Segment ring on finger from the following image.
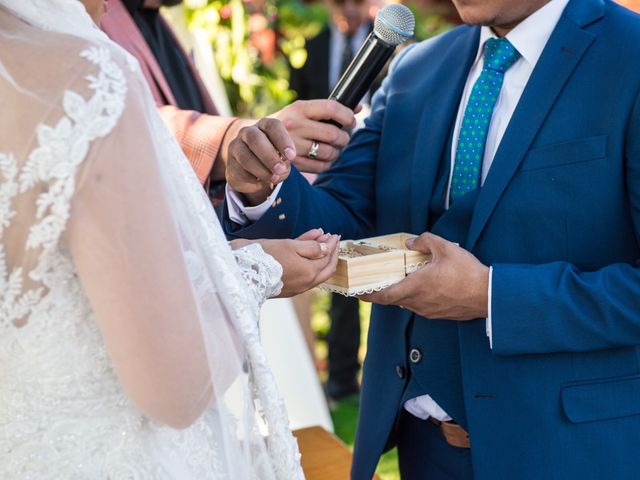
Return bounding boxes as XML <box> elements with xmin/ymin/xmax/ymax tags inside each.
<box><xmin>308</xmin><ymin>140</ymin><xmax>320</xmax><ymax>159</ymax></box>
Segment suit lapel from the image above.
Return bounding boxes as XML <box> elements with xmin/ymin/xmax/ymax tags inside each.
<box><xmin>410</xmin><ymin>27</ymin><xmax>480</xmax><ymax>233</ymax></box>
<box><xmin>466</xmin><ymin>0</ymin><xmax>604</xmax><ymax>250</ymax></box>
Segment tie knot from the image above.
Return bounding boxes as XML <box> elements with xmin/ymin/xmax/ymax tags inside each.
<box><xmin>483</xmin><ymin>38</ymin><xmax>520</xmax><ymax>73</ymax></box>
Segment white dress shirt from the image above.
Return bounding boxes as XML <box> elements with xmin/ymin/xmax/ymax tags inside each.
<box><xmin>405</xmin><ymin>0</ymin><xmax>570</xmax><ymax>422</ymax></box>
<box><xmin>227</xmin><ymin>0</ymin><xmax>570</xmax><ymax>422</ymax></box>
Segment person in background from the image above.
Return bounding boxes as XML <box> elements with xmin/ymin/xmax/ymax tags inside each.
<box><xmin>290</xmin><ymin>0</ymin><xmax>373</xmax><ymax>103</ymax></box>
<box><xmin>101</xmin><ymin>0</ymin><xmax>356</xmax><ymax>200</ymax></box>
<box><xmin>288</xmin><ymin>0</ymin><xmax>375</xmax><ymax>402</ymax></box>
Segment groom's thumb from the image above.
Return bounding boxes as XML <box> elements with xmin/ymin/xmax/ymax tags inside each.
<box><xmin>407</xmin><ymin>232</ymin><xmax>446</xmax><ymax>257</ymax></box>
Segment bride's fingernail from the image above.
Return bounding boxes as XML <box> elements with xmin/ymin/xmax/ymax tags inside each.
<box><xmin>319</xmin><ymin>243</ymin><xmax>328</xmax><ymax>252</ymax></box>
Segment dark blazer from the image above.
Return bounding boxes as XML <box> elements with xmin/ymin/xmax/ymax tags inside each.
<box><xmin>227</xmin><ymin>1</ymin><xmax>640</xmax><ymax>478</ymax></box>
<box><xmin>290</xmin><ymin>24</ymin><xmax>381</xmax><ymax>101</ymax></box>
<box><xmin>290</xmin><ymin>27</ymin><xmax>332</xmax><ymax>100</ymax></box>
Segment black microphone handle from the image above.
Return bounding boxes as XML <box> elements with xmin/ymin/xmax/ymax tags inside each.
<box><xmin>329</xmin><ymin>32</ymin><xmax>395</xmax><ymax>111</ymax></box>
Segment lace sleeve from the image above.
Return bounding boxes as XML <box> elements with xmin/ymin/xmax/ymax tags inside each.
<box><xmin>232</xmin><ymin>243</ymin><xmax>283</xmax><ymax>307</ymax></box>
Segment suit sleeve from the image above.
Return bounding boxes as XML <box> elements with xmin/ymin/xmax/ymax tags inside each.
<box><xmin>221</xmin><ymin>132</ymin><xmax>378</xmax><ymax>241</ymax></box>
<box><xmin>222</xmin><ymin>44</ymin><xmax>418</xmax><ymax>242</ymax></box>
<box><xmin>490</xmin><ymin>90</ymin><xmax>640</xmax><ymax>356</ymax></box>
<box><xmin>158</xmin><ymin>105</ymin><xmax>236</xmax><ymax>184</ymax></box>
<box><xmin>223</xmin><ymin>47</ymin><xmax>420</xmax><ymax>239</ymax></box>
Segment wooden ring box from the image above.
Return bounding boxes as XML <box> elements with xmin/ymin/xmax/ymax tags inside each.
<box><xmin>320</xmin><ymin>233</ymin><xmax>430</xmax><ymax>296</ymax></box>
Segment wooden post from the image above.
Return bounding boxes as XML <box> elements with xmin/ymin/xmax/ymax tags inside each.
<box><xmin>293</xmin><ymin>426</ymin><xmax>381</xmax><ymax>480</ymax></box>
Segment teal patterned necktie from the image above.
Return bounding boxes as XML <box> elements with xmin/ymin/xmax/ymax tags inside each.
<box><xmin>449</xmin><ymin>38</ymin><xmax>521</xmax><ymax>202</ymax></box>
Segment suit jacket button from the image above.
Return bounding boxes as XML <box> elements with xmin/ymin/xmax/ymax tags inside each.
<box><xmin>409</xmin><ymin>348</ymin><xmax>422</xmax><ymax>364</ymax></box>
<box><xmin>395</xmin><ymin>364</ymin><xmax>405</xmax><ymax>379</ymax></box>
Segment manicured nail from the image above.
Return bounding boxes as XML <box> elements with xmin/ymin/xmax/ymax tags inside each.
<box><xmin>273</xmin><ymin>162</ymin><xmax>287</xmax><ymax>175</ymax></box>
<box><xmin>284</xmin><ymin>147</ymin><xmax>295</xmax><ymax>160</ymax></box>
<box><xmin>319</xmin><ymin>243</ymin><xmax>328</xmax><ymax>252</ymax></box>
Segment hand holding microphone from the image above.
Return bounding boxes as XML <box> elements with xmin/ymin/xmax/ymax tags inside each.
<box><xmin>225</xmin><ymin>5</ymin><xmax>415</xmax><ymax>205</ymax></box>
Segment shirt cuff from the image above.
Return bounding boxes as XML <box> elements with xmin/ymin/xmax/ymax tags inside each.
<box><xmin>225</xmin><ymin>183</ymin><xmax>283</xmax><ymax>226</ymax></box>
<box><xmin>486</xmin><ymin>266</ymin><xmax>493</xmax><ymax>349</ymax></box>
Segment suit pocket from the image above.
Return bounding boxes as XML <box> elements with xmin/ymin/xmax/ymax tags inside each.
<box><xmin>519</xmin><ymin>135</ymin><xmax>607</xmax><ymax>172</ymax></box>
<box><xmin>561</xmin><ymin>374</ymin><xmax>640</xmax><ymax>424</ymax></box>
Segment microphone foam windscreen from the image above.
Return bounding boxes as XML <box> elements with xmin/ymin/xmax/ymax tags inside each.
<box><xmin>374</xmin><ymin>4</ymin><xmax>415</xmax><ymax>46</ymax></box>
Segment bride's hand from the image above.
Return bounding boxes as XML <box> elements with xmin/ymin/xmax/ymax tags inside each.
<box><xmin>258</xmin><ymin>229</ymin><xmax>341</xmax><ymax>298</ymax></box>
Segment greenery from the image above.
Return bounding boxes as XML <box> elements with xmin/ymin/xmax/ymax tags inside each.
<box><xmin>311</xmin><ymin>293</ymin><xmax>400</xmax><ymax>480</ymax></box>
<box><xmin>180</xmin><ymin>0</ymin><xmax>453</xmax><ymax>117</ymax></box>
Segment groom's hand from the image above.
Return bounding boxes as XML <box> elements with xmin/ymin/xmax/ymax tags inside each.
<box><xmin>225</xmin><ymin>100</ymin><xmax>356</xmax><ymax>206</ymax></box>
<box><xmin>226</xmin><ymin>118</ymin><xmax>296</xmax><ymax>205</ymax></box>
<box><xmin>360</xmin><ymin>233</ymin><xmax>490</xmax><ymax>320</ymax></box>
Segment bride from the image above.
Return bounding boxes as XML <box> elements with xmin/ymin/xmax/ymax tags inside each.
<box><xmin>0</xmin><ymin>0</ymin><xmax>340</xmax><ymax>478</ymax></box>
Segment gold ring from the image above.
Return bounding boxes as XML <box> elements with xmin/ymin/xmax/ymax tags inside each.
<box><xmin>308</xmin><ymin>141</ymin><xmax>320</xmax><ymax>159</ymax></box>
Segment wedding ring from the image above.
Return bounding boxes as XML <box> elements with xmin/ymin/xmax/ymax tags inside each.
<box><xmin>308</xmin><ymin>141</ymin><xmax>320</xmax><ymax>159</ymax></box>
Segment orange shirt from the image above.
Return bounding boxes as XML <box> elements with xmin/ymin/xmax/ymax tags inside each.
<box><xmin>616</xmin><ymin>0</ymin><xmax>640</xmax><ymax>12</ymax></box>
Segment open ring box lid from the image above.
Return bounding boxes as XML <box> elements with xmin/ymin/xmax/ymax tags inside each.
<box><xmin>319</xmin><ymin>233</ymin><xmax>430</xmax><ymax>297</ymax></box>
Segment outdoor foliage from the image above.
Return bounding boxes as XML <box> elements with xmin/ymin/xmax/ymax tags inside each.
<box><xmin>180</xmin><ymin>0</ymin><xmax>454</xmax><ymax>117</ymax></box>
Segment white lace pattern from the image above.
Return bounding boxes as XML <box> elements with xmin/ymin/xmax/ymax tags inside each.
<box><xmin>0</xmin><ymin>29</ymin><xmax>301</xmax><ymax>479</ymax></box>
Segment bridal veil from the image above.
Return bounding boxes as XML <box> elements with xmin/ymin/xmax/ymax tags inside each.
<box><xmin>0</xmin><ymin>0</ymin><xmax>303</xmax><ymax>477</ymax></box>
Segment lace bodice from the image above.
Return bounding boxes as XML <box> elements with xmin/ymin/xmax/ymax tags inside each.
<box><xmin>0</xmin><ymin>8</ymin><xmax>300</xmax><ymax>479</ymax></box>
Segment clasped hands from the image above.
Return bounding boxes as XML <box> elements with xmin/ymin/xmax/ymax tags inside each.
<box><xmin>230</xmin><ymin>228</ymin><xmax>341</xmax><ymax>298</ymax></box>
<box><xmin>361</xmin><ymin>233</ymin><xmax>490</xmax><ymax>321</ymax></box>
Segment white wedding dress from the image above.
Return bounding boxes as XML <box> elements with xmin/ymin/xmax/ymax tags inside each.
<box><xmin>0</xmin><ymin>1</ymin><xmax>304</xmax><ymax>478</ymax></box>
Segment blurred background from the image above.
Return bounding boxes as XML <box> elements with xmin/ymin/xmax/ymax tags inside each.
<box><xmin>164</xmin><ymin>0</ymin><xmax>459</xmax><ymax>117</ymax></box>
<box><xmin>162</xmin><ymin>1</ymin><xmax>640</xmax><ymax>478</ymax></box>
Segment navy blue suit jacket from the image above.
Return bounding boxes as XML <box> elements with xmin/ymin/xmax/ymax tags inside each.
<box><xmin>226</xmin><ymin>1</ymin><xmax>640</xmax><ymax>478</ymax></box>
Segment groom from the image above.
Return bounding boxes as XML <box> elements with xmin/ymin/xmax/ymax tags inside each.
<box><xmin>223</xmin><ymin>0</ymin><xmax>640</xmax><ymax>478</ymax></box>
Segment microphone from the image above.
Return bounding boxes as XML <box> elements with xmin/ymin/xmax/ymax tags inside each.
<box><xmin>329</xmin><ymin>4</ymin><xmax>415</xmax><ymax>110</ymax></box>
